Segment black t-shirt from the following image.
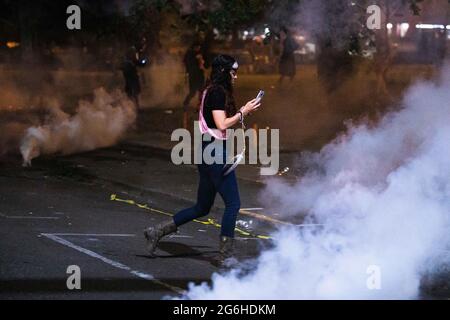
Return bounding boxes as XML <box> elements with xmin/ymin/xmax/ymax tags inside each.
<box><xmin>203</xmin><ymin>86</ymin><xmax>226</xmax><ymax>129</ymax></box>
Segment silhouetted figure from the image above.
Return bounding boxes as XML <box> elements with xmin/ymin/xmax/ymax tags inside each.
<box><xmin>182</xmin><ymin>41</ymin><xmax>206</xmax><ymax>128</ymax></box>
<box><xmin>121</xmin><ymin>47</ymin><xmax>142</xmax><ymax>108</ymax></box>
<box><xmin>136</xmin><ymin>36</ymin><xmax>150</xmax><ymax>86</ymax></box>
<box><xmin>279</xmin><ymin>27</ymin><xmax>299</xmax><ymax>84</ymax></box>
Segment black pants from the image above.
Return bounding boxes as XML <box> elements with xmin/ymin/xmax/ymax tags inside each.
<box><xmin>172</xmin><ymin>140</ymin><xmax>241</xmax><ymax>238</ymax></box>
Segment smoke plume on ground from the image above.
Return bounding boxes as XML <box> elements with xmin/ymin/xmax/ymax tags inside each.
<box><xmin>20</xmin><ymin>88</ymin><xmax>136</xmax><ymax>166</ymax></box>
<box><xmin>181</xmin><ymin>69</ymin><xmax>450</xmax><ymax>299</ymax></box>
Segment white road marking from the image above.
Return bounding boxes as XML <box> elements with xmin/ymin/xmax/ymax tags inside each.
<box><xmin>47</xmin><ymin>233</ymin><xmax>136</xmax><ymax>237</ymax></box>
<box><xmin>41</xmin><ymin>233</ymin><xmax>184</xmax><ymax>294</ymax></box>
<box><xmin>240</xmin><ymin>208</ymin><xmax>264</xmax><ymax>211</ymax></box>
<box><xmin>0</xmin><ymin>213</ymin><xmax>59</xmax><ymax>220</ymax></box>
<box><xmin>168</xmin><ymin>234</ymin><xmax>193</xmax><ymax>239</ymax></box>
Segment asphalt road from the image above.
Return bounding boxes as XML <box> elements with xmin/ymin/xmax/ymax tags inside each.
<box><xmin>0</xmin><ymin>149</ymin><xmax>270</xmax><ymax>300</ymax></box>
<box><xmin>0</xmin><ymin>145</ymin><xmax>448</xmax><ymax>300</ymax></box>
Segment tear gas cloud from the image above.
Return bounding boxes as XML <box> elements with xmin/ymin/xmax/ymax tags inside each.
<box><xmin>297</xmin><ymin>0</ymin><xmax>358</xmax><ymax>50</ymax></box>
<box><xmin>181</xmin><ymin>68</ymin><xmax>450</xmax><ymax>299</ymax></box>
<box><xmin>20</xmin><ymin>88</ymin><xmax>136</xmax><ymax>166</ymax></box>
<box><xmin>0</xmin><ymin>49</ymin><xmax>186</xmax><ymax>160</ymax></box>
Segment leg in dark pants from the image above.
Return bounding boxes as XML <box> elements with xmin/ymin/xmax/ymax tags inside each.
<box><xmin>216</xmin><ymin>170</ymin><xmax>240</xmax><ymax>238</ymax></box>
<box><xmin>173</xmin><ymin>164</ymin><xmax>217</xmax><ymax>225</ymax></box>
<box><xmin>173</xmin><ymin>162</ymin><xmax>241</xmax><ymax>238</ymax></box>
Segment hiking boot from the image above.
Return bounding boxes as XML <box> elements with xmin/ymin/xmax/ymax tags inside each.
<box><xmin>213</xmin><ymin>236</ymin><xmax>238</xmax><ymax>268</ymax></box>
<box><xmin>144</xmin><ymin>221</ymin><xmax>177</xmax><ymax>256</ymax></box>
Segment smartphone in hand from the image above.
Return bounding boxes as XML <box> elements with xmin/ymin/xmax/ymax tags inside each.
<box><xmin>256</xmin><ymin>90</ymin><xmax>265</xmax><ymax>101</ymax></box>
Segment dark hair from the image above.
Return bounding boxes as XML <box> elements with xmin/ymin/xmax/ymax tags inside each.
<box><xmin>206</xmin><ymin>54</ymin><xmax>237</xmax><ymax>117</ymax></box>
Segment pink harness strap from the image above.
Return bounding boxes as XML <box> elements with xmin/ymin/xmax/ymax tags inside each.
<box><xmin>198</xmin><ymin>87</ymin><xmax>228</xmax><ymax>140</ymax></box>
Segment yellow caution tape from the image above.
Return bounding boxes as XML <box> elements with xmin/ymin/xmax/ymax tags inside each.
<box><xmin>110</xmin><ymin>194</ymin><xmax>271</xmax><ymax>240</ymax></box>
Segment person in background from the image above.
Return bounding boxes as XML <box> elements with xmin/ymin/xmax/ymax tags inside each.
<box><xmin>121</xmin><ymin>46</ymin><xmax>142</xmax><ymax>108</ymax></box>
<box><xmin>182</xmin><ymin>41</ymin><xmax>206</xmax><ymax>128</ymax></box>
<box><xmin>136</xmin><ymin>36</ymin><xmax>150</xmax><ymax>87</ymax></box>
<box><xmin>278</xmin><ymin>27</ymin><xmax>299</xmax><ymax>85</ymax></box>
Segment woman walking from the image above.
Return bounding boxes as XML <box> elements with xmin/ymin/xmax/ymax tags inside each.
<box><xmin>144</xmin><ymin>55</ymin><xmax>260</xmax><ymax>266</ymax></box>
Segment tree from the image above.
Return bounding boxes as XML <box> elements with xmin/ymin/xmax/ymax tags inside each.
<box><xmin>362</xmin><ymin>0</ymin><xmax>425</xmax><ymax>97</ymax></box>
<box><xmin>263</xmin><ymin>0</ymin><xmax>302</xmax><ymax>31</ymax></box>
<box><xmin>128</xmin><ymin>0</ymin><xmax>170</xmax><ymax>52</ymax></box>
<box><xmin>1</xmin><ymin>0</ymin><xmax>73</xmax><ymax>59</ymax></box>
<box><xmin>207</xmin><ymin>0</ymin><xmax>267</xmax><ymax>34</ymax></box>
<box><xmin>0</xmin><ymin>0</ymin><xmax>127</xmax><ymax>61</ymax></box>
<box><xmin>298</xmin><ymin>0</ymin><xmax>449</xmax><ymax>96</ymax></box>
<box><xmin>298</xmin><ymin>0</ymin><xmax>362</xmax><ymax>92</ymax></box>
<box><xmin>176</xmin><ymin>0</ymin><xmax>268</xmax><ymax>42</ymax></box>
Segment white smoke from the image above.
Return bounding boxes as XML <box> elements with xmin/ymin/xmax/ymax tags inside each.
<box><xmin>20</xmin><ymin>88</ymin><xmax>136</xmax><ymax>166</ymax></box>
<box><xmin>181</xmin><ymin>69</ymin><xmax>450</xmax><ymax>299</ymax></box>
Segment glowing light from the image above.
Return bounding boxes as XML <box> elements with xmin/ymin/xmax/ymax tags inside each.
<box><xmin>6</xmin><ymin>41</ymin><xmax>20</xmax><ymax>49</ymax></box>
<box><xmin>416</xmin><ymin>24</ymin><xmax>445</xmax><ymax>29</ymax></box>
<box><xmin>387</xmin><ymin>23</ymin><xmax>393</xmax><ymax>29</ymax></box>
<box><xmin>400</xmin><ymin>23</ymin><xmax>410</xmax><ymax>37</ymax></box>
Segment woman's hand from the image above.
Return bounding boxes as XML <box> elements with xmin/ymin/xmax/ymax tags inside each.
<box><xmin>240</xmin><ymin>98</ymin><xmax>261</xmax><ymax>116</ymax></box>
<box><xmin>212</xmin><ymin>98</ymin><xmax>261</xmax><ymax>130</ymax></box>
